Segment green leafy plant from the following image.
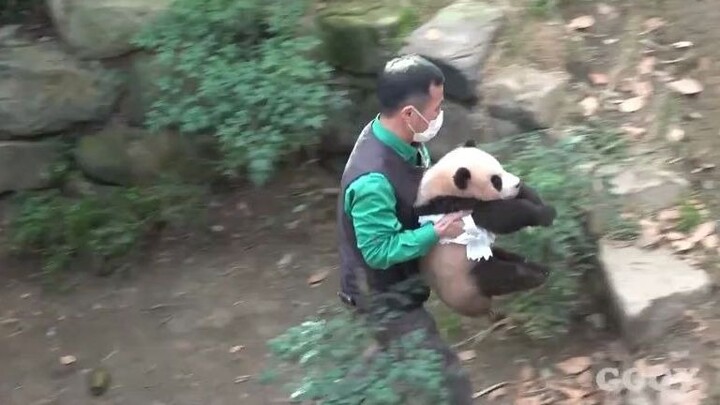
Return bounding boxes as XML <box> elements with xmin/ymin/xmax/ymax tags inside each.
<box><xmin>266</xmin><ymin>305</ymin><xmax>451</xmax><ymax>405</ymax></box>
<box><xmin>483</xmin><ymin>124</ymin><xmax>628</xmax><ymax>339</ymax></box>
<box><xmin>132</xmin><ymin>0</ymin><xmax>346</xmax><ymax>186</ymax></box>
<box><xmin>4</xmin><ymin>181</ymin><xmax>206</xmax><ymax>277</ymax></box>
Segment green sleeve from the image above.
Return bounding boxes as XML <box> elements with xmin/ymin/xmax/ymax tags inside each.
<box><xmin>344</xmin><ymin>173</ymin><xmax>439</xmax><ymax>270</ymax></box>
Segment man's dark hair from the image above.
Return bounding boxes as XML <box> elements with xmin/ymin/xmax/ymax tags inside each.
<box><xmin>376</xmin><ymin>54</ymin><xmax>445</xmax><ymax>115</ymax></box>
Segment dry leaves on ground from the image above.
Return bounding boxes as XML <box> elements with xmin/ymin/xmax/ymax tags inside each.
<box><xmin>588</xmin><ymin>72</ymin><xmax>609</xmax><ymax>86</ymax></box>
<box><xmin>556</xmin><ymin>356</ymin><xmax>592</xmax><ymax>375</ymax></box>
<box><xmin>307</xmin><ymin>269</ymin><xmax>330</xmax><ymax>286</ymax></box>
<box><xmin>567</xmin><ymin>15</ymin><xmax>595</xmax><ymax>30</ymax></box>
<box><xmin>666</xmin><ymin>127</ymin><xmax>686</xmax><ymax>142</ymax></box>
<box><xmin>668</xmin><ymin>78</ymin><xmax>704</xmax><ymax>95</ymax></box>
<box><xmin>636</xmin><ymin>206</ymin><xmax>717</xmax><ymax>255</ymax></box>
<box><xmin>580</xmin><ymin>97</ymin><xmax>599</xmax><ymax>117</ymax></box>
<box><xmin>619</xmin><ymin>96</ymin><xmax>645</xmax><ymax>113</ymax></box>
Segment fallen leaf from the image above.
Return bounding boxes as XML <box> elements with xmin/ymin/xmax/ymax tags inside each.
<box><xmin>671</xmin><ymin>239</ymin><xmax>695</xmax><ymax>253</ymax></box>
<box><xmin>620</xmin><ymin>125</ymin><xmax>647</xmax><ymax>140</ymax></box>
<box><xmin>689</xmin><ymin>222</ymin><xmax>717</xmax><ymax>244</ymax></box>
<box><xmin>576</xmin><ymin>369</ymin><xmax>594</xmax><ymax>388</ymax></box>
<box><xmin>643</xmin><ymin>17</ymin><xmax>665</xmax><ymax>32</ymax></box>
<box><xmin>567</xmin><ymin>15</ymin><xmax>595</xmax><ymax>30</ymax></box>
<box><xmin>588</xmin><ymin>72</ymin><xmax>609</xmax><ymax>85</ymax></box>
<box><xmin>672</xmin><ymin>41</ymin><xmax>694</xmax><ymax>49</ymax></box>
<box><xmin>667</xmin><ymin>127</ymin><xmax>686</xmax><ymax>142</ymax></box>
<box><xmin>234</xmin><ymin>375</ymin><xmax>251</xmax><ymax>383</ymax></box>
<box><xmin>556</xmin><ymin>356</ymin><xmax>592</xmax><ymax>375</ymax></box>
<box><xmin>307</xmin><ymin>269</ymin><xmax>330</xmax><ymax>286</ymax></box>
<box><xmin>457</xmin><ymin>350</ymin><xmax>476</xmax><ymax>362</ymax></box>
<box><xmin>597</xmin><ymin>3</ymin><xmax>615</xmax><ymax>15</ymax></box>
<box><xmin>668</xmin><ymin>78</ymin><xmax>704</xmax><ymax>95</ymax></box>
<box><xmin>633</xmin><ymin>81</ymin><xmax>654</xmax><ymax>98</ymax></box>
<box><xmin>619</xmin><ymin>96</ymin><xmax>645</xmax><ymax>113</ymax></box>
<box><xmin>634</xmin><ymin>358</ymin><xmax>669</xmax><ymax>378</ymax></box>
<box><xmin>639</xmin><ymin>219</ymin><xmax>662</xmax><ymax>247</ymax></box>
<box><xmin>548</xmin><ymin>382</ymin><xmax>592</xmax><ymax>400</ymax></box>
<box><xmin>580</xmin><ymin>96</ymin><xmax>599</xmax><ymax>117</ymax></box>
<box><xmin>277</xmin><ymin>253</ymin><xmax>293</xmax><ymax>268</ymax></box>
<box><xmin>638</xmin><ymin>56</ymin><xmax>656</xmax><ymax>75</ymax></box>
<box><xmin>665</xmin><ymin>232</ymin><xmax>687</xmax><ymax>241</ymax></box>
<box><xmin>60</xmin><ymin>355</ymin><xmax>77</xmax><ymax>366</ymax></box>
<box><xmin>519</xmin><ymin>364</ymin><xmax>535</xmax><ymax>381</ymax></box>
<box><xmin>702</xmin><ymin>234</ymin><xmax>718</xmax><ymax>250</ymax></box>
<box><xmin>658</xmin><ymin>208</ymin><xmax>681</xmax><ymax>221</ymax></box>
<box><xmin>229</xmin><ymin>345</ymin><xmax>245</xmax><ymax>354</ymax></box>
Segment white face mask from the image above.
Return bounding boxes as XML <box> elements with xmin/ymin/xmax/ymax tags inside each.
<box><xmin>409</xmin><ymin>108</ymin><xmax>444</xmax><ymax>143</ymax></box>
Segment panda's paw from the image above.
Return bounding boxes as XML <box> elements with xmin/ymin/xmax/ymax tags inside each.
<box><xmin>538</xmin><ymin>205</ymin><xmax>557</xmax><ymax>226</ymax></box>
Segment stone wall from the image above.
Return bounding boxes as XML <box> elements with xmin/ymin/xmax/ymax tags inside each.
<box><xmin>0</xmin><ymin>0</ymin><xmax>572</xmax><ymax>196</ymax></box>
<box><xmin>315</xmin><ymin>0</ymin><xmax>572</xmax><ymax>161</ymax></box>
<box><xmin>0</xmin><ymin>0</ymin><xmax>217</xmax><ymax>195</ymax></box>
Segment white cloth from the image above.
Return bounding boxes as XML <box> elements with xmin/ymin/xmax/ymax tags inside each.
<box><xmin>418</xmin><ymin>214</ymin><xmax>495</xmax><ymax>261</ymax></box>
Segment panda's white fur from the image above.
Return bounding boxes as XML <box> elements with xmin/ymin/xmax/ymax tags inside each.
<box><xmin>416</xmin><ymin>146</ymin><xmax>521</xmax><ymax>207</ymax></box>
<box><xmin>415</xmin><ymin>145</ymin><xmax>522</xmax><ymax>317</ymax></box>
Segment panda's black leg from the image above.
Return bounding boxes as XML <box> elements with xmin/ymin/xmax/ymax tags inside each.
<box><xmin>470</xmin><ymin>250</ymin><xmax>550</xmax><ymax>297</ymax></box>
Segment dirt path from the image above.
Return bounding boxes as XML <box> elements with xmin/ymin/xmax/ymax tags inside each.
<box><xmin>2</xmin><ymin>1</ymin><xmax>720</xmax><ymax>404</ymax></box>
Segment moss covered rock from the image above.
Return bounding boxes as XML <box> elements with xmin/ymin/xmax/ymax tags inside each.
<box><xmin>399</xmin><ymin>0</ymin><xmax>505</xmax><ymax>102</ymax></box>
<box><xmin>315</xmin><ymin>1</ymin><xmax>418</xmax><ymax>73</ymax></box>
<box><xmin>47</xmin><ymin>0</ymin><xmax>172</xmax><ymax>59</ymax></box>
<box><xmin>74</xmin><ymin>125</ymin><xmax>220</xmax><ymax>186</ymax></box>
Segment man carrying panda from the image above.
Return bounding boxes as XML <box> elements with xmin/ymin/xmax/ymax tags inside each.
<box><xmin>336</xmin><ymin>54</ymin><xmax>475</xmax><ymax>404</ymax></box>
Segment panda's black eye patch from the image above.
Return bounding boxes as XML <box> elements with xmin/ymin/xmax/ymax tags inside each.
<box><xmin>453</xmin><ymin>167</ymin><xmax>471</xmax><ymax>190</ymax></box>
<box><xmin>491</xmin><ymin>175</ymin><xmax>502</xmax><ymax>192</ymax></box>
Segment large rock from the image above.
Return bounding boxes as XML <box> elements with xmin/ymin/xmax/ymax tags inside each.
<box><xmin>315</xmin><ymin>1</ymin><xmax>417</xmax><ymax>74</ymax></box>
<box><xmin>0</xmin><ymin>40</ymin><xmax>122</xmax><ymax>138</ymax></box>
<box><xmin>47</xmin><ymin>0</ymin><xmax>172</xmax><ymax>59</ymax></box>
<box><xmin>319</xmin><ymin>75</ymin><xmax>379</xmax><ymax>154</ymax></box>
<box><xmin>399</xmin><ymin>0</ymin><xmax>504</xmax><ymax>102</ymax></box>
<box><xmin>596</xmin><ymin>164</ymin><xmax>690</xmax><ymax>210</ymax></box>
<box><xmin>74</xmin><ymin>125</ymin><xmax>220</xmax><ymax>186</ymax></box>
<box><xmin>599</xmin><ymin>239</ymin><xmax>712</xmax><ymax>349</ymax></box>
<box><xmin>483</xmin><ymin>65</ymin><xmax>569</xmax><ymax>132</ymax></box>
<box><xmin>121</xmin><ymin>52</ymin><xmax>170</xmax><ymax>126</ymax></box>
<box><xmin>425</xmin><ymin>101</ymin><xmax>489</xmax><ymax>160</ymax></box>
<box><xmin>0</xmin><ymin>141</ymin><xmax>63</xmax><ymax>193</ymax></box>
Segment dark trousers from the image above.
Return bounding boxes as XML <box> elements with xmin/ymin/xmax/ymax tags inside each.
<box><xmin>359</xmin><ymin>303</ymin><xmax>475</xmax><ymax>405</ymax></box>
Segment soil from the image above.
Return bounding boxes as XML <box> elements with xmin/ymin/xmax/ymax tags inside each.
<box><xmin>2</xmin><ymin>0</ymin><xmax>720</xmax><ymax>404</ymax></box>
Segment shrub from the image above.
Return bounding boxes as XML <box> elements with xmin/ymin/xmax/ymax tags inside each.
<box><xmin>483</xmin><ymin>123</ymin><xmax>632</xmax><ymax>338</ymax></box>
<box><xmin>265</xmin><ymin>305</ymin><xmax>451</xmax><ymax>405</ymax></box>
<box><xmin>132</xmin><ymin>0</ymin><xmax>346</xmax><ymax>186</ymax></box>
<box><xmin>4</xmin><ymin>181</ymin><xmax>206</xmax><ymax>277</ymax></box>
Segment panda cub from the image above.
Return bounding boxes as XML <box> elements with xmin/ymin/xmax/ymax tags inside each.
<box><xmin>414</xmin><ymin>140</ymin><xmax>557</xmax><ymax>318</ymax></box>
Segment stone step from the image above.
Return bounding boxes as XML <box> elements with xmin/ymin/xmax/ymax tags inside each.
<box><xmin>598</xmin><ymin>239</ymin><xmax>713</xmax><ymax>350</ymax></box>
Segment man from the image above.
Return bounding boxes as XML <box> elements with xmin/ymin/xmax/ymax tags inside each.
<box><xmin>336</xmin><ymin>54</ymin><xmax>474</xmax><ymax>404</ymax></box>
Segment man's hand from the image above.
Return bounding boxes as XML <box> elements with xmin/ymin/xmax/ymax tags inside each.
<box><xmin>433</xmin><ymin>211</ymin><xmax>469</xmax><ymax>239</ymax></box>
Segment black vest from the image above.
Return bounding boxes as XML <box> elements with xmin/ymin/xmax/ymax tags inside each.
<box><xmin>337</xmin><ymin>122</ymin><xmax>430</xmax><ymax>313</ymax></box>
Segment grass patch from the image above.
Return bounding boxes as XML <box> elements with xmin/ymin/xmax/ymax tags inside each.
<box><xmin>482</xmin><ymin>121</ymin><xmax>630</xmax><ymax>339</ymax></box>
<box><xmin>3</xmin><ymin>180</ymin><xmax>207</xmax><ymax>283</ymax></box>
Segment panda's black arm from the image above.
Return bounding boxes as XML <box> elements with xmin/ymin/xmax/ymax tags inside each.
<box><xmin>516</xmin><ymin>183</ymin><xmax>545</xmax><ymax>206</ymax></box>
<box><xmin>470</xmin><ymin>198</ymin><xmax>556</xmax><ymax>234</ymax></box>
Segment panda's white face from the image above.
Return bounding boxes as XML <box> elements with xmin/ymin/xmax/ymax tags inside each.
<box><xmin>416</xmin><ymin>146</ymin><xmax>521</xmax><ymax>205</ymax></box>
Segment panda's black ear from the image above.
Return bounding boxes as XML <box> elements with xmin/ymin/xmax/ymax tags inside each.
<box><xmin>453</xmin><ymin>167</ymin><xmax>471</xmax><ymax>190</ymax></box>
<box><xmin>463</xmin><ymin>139</ymin><xmax>476</xmax><ymax>148</ymax></box>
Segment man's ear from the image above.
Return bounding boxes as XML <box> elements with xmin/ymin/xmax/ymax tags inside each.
<box><xmin>453</xmin><ymin>167</ymin><xmax>471</xmax><ymax>190</ymax></box>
